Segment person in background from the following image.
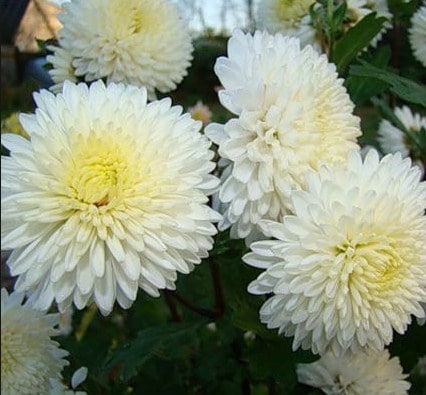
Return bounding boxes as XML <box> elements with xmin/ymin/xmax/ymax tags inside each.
<box><xmin>1</xmin><ymin>0</ymin><xmax>62</xmax><ymax>89</ymax></box>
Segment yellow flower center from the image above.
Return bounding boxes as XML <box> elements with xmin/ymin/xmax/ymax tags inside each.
<box><xmin>110</xmin><ymin>0</ymin><xmax>163</xmax><ymax>37</ymax></box>
<box><xmin>335</xmin><ymin>235</ymin><xmax>406</xmax><ymax>293</ymax></box>
<box><xmin>68</xmin><ymin>137</ymin><xmax>136</xmax><ymax>207</ymax></box>
<box><xmin>275</xmin><ymin>0</ymin><xmax>314</xmax><ymax>21</ymax></box>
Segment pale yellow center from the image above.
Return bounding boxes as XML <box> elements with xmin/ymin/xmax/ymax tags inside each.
<box><xmin>335</xmin><ymin>236</ymin><xmax>405</xmax><ymax>294</ymax></box>
<box><xmin>275</xmin><ymin>0</ymin><xmax>314</xmax><ymax>21</ymax></box>
<box><xmin>110</xmin><ymin>0</ymin><xmax>164</xmax><ymax>37</ymax></box>
<box><xmin>68</xmin><ymin>137</ymin><xmax>136</xmax><ymax>207</ymax></box>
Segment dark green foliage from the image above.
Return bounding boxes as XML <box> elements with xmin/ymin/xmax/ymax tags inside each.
<box><xmin>350</xmin><ymin>61</ymin><xmax>426</xmax><ymax>106</ymax></box>
<box><xmin>334</xmin><ymin>13</ymin><xmax>387</xmax><ymax>73</ymax></box>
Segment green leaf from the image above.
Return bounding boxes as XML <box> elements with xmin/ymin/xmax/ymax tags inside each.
<box><xmin>331</xmin><ymin>1</ymin><xmax>347</xmax><ymax>33</ymax></box>
<box><xmin>102</xmin><ymin>321</ymin><xmax>203</xmax><ymax>383</ymax></box>
<box><xmin>245</xmin><ymin>337</ymin><xmax>316</xmax><ymax>390</ymax></box>
<box><xmin>346</xmin><ymin>46</ymin><xmax>391</xmax><ymax>104</ymax></box>
<box><xmin>350</xmin><ymin>61</ymin><xmax>426</xmax><ymax>106</ymax></box>
<box><xmin>389</xmin><ymin>322</ymin><xmax>426</xmax><ymax>372</ymax></box>
<box><xmin>334</xmin><ymin>13</ymin><xmax>387</xmax><ymax>73</ymax></box>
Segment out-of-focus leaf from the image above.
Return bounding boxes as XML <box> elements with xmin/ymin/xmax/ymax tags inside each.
<box><xmin>390</xmin><ymin>322</ymin><xmax>426</xmax><ymax>372</ymax></box>
<box><xmin>350</xmin><ymin>61</ymin><xmax>426</xmax><ymax>106</ymax></box>
<box><xmin>102</xmin><ymin>321</ymin><xmax>203</xmax><ymax>383</ymax></box>
<box><xmin>334</xmin><ymin>13</ymin><xmax>387</xmax><ymax>73</ymax></box>
<box><xmin>346</xmin><ymin>46</ymin><xmax>391</xmax><ymax>104</ymax></box>
<box><xmin>245</xmin><ymin>337</ymin><xmax>316</xmax><ymax>390</ymax></box>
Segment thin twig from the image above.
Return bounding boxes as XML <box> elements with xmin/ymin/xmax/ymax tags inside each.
<box><xmin>163</xmin><ymin>290</ymin><xmax>181</xmax><ymax>322</ymax></box>
<box><xmin>168</xmin><ymin>290</ymin><xmax>218</xmax><ymax>319</ymax></box>
<box><xmin>209</xmin><ymin>258</ymin><xmax>225</xmax><ymax>317</ymax></box>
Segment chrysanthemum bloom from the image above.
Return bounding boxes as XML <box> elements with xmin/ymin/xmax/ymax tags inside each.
<box><xmin>256</xmin><ymin>0</ymin><xmax>319</xmax><ymax>49</ymax></box>
<box><xmin>1</xmin><ymin>112</ymin><xmax>29</xmax><ymax>139</ymax></box>
<box><xmin>206</xmin><ymin>30</ymin><xmax>360</xmax><ymax>240</ymax></box>
<box><xmin>378</xmin><ymin>106</ymin><xmax>426</xmax><ymax>167</ymax></box>
<box><xmin>244</xmin><ymin>150</ymin><xmax>426</xmax><ymax>356</ymax></box>
<box><xmin>47</xmin><ymin>0</ymin><xmax>193</xmax><ymax>98</ymax></box>
<box><xmin>188</xmin><ymin>101</ymin><xmax>212</xmax><ymax>126</ymax></box>
<box><xmin>1</xmin><ymin>288</ymin><xmax>69</xmax><ymax>395</ymax></box>
<box><xmin>1</xmin><ymin>80</ymin><xmax>220</xmax><ymax>315</ymax></box>
<box><xmin>257</xmin><ymin>0</ymin><xmax>390</xmax><ymax>51</ymax></box>
<box><xmin>297</xmin><ymin>349</ymin><xmax>410</xmax><ymax>395</ymax></box>
<box><xmin>409</xmin><ymin>4</ymin><xmax>426</xmax><ymax>67</ymax></box>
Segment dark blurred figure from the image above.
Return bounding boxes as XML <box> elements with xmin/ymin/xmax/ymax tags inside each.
<box><xmin>1</xmin><ymin>0</ymin><xmax>61</xmax><ymax>89</ymax></box>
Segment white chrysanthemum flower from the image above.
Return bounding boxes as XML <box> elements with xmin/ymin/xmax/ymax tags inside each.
<box><xmin>1</xmin><ymin>80</ymin><xmax>220</xmax><ymax>315</ymax></box>
<box><xmin>297</xmin><ymin>349</ymin><xmax>410</xmax><ymax>395</ymax></box>
<box><xmin>48</xmin><ymin>0</ymin><xmax>193</xmax><ymax>98</ymax></box>
<box><xmin>206</xmin><ymin>30</ymin><xmax>360</xmax><ymax>240</ymax></box>
<box><xmin>378</xmin><ymin>106</ymin><xmax>426</xmax><ymax>160</ymax></box>
<box><xmin>257</xmin><ymin>0</ymin><xmax>390</xmax><ymax>51</ymax></box>
<box><xmin>409</xmin><ymin>4</ymin><xmax>426</xmax><ymax>67</ymax></box>
<box><xmin>244</xmin><ymin>150</ymin><xmax>426</xmax><ymax>356</ymax></box>
<box><xmin>346</xmin><ymin>0</ymin><xmax>392</xmax><ymax>47</ymax></box>
<box><xmin>256</xmin><ymin>0</ymin><xmax>319</xmax><ymax>49</ymax></box>
<box><xmin>1</xmin><ymin>288</ymin><xmax>69</xmax><ymax>395</ymax></box>
<box><xmin>47</xmin><ymin>45</ymin><xmax>78</xmax><ymax>94</ymax></box>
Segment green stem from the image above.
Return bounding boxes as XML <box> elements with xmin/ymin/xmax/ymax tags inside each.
<box><xmin>327</xmin><ymin>0</ymin><xmax>335</xmax><ymax>60</ymax></box>
<box><xmin>163</xmin><ymin>290</ymin><xmax>181</xmax><ymax>322</ymax></box>
<box><xmin>209</xmin><ymin>258</ymin><xmax>225</xmax><ymax>317</ymax></box>
<box><xmin>167</xmin><ymin>290</ymin><xmax>218</xmax><ymax>319</ymax></box>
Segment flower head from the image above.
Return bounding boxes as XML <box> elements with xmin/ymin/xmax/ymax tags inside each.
<box><xmin>244</xmin><ymin>150</ymin><xmax>426</xmax><ymax>356</ymax></box>
<box><xmin>257</xmin><ymin>0</ymin><xmax>391</xmax><ymax>50</ymax></box>
<box><xmin>297</xmin><ymin>349</ymin><xmax>410</xmax><ymax>395</ymax></box>
<box><xmin>48</xmin><ymin>0</ymin><xmax>193</xmax><ymax>98</ymax></box>
<box><xmin>409</xmin><ymin>4</ymin><xmax>426</xmax><ymax>67</ymax></box>
<box><xmin>1</xmin><ymin>289</ymin><xmax>69</xmax><ymax>395</ymax></box>
<box><xmin>378</xmin><ymin>106</ymin><xmax>426</xmax><ymax>163</ymax></box>
<box><xmin>1</xmin><ymin>80</ymin><xmax>220</xmax><ymax>315</ymax></box>
<box><xmin>188</xmin><ymin>101</ymin><xmax>212</xmax><ymax>126</ymax></box>
<box><xmin>206</xmin><ymin>30</ymin><xmax>360</xmax><ymax>240</ymax></box>
<box><xmin>256</xmin><ymin>0</ymin><xmax>318</xmax><ymax>49</ymax></box>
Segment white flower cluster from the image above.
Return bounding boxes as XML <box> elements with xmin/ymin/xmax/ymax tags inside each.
<box><xmin>257</xmin><ymin>0</ymin><xmax>392</xmax><ymax>51</ymax></box>
<box><xmin>208</xmin><ymin>29</ymin><xmax>424</xmax><ymax>393</ymax></box>
<box><xmin>1</xmin><ymin>0</ymin><xmax>424</xmax><ymax>392</ymax></box>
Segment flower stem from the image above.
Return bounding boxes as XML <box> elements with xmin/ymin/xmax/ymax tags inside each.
<box><xmin>163</xmin><ymin>290</ymin><xmax>181</xmax><ymax>322</ymax></box>
<box><xmin>327</xmin><ymin>0</ymin><xmax>335</xmax><ymax>60</ymax></box>
<box><xmin>209</xmin><ymin>257</ymin><xmax>225</xmax><ymax>317</ymax></box>
<box><xmin>167</xmin><ymin>290</ymin><xmax>218</xmax><ymax>319</ymax></box>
